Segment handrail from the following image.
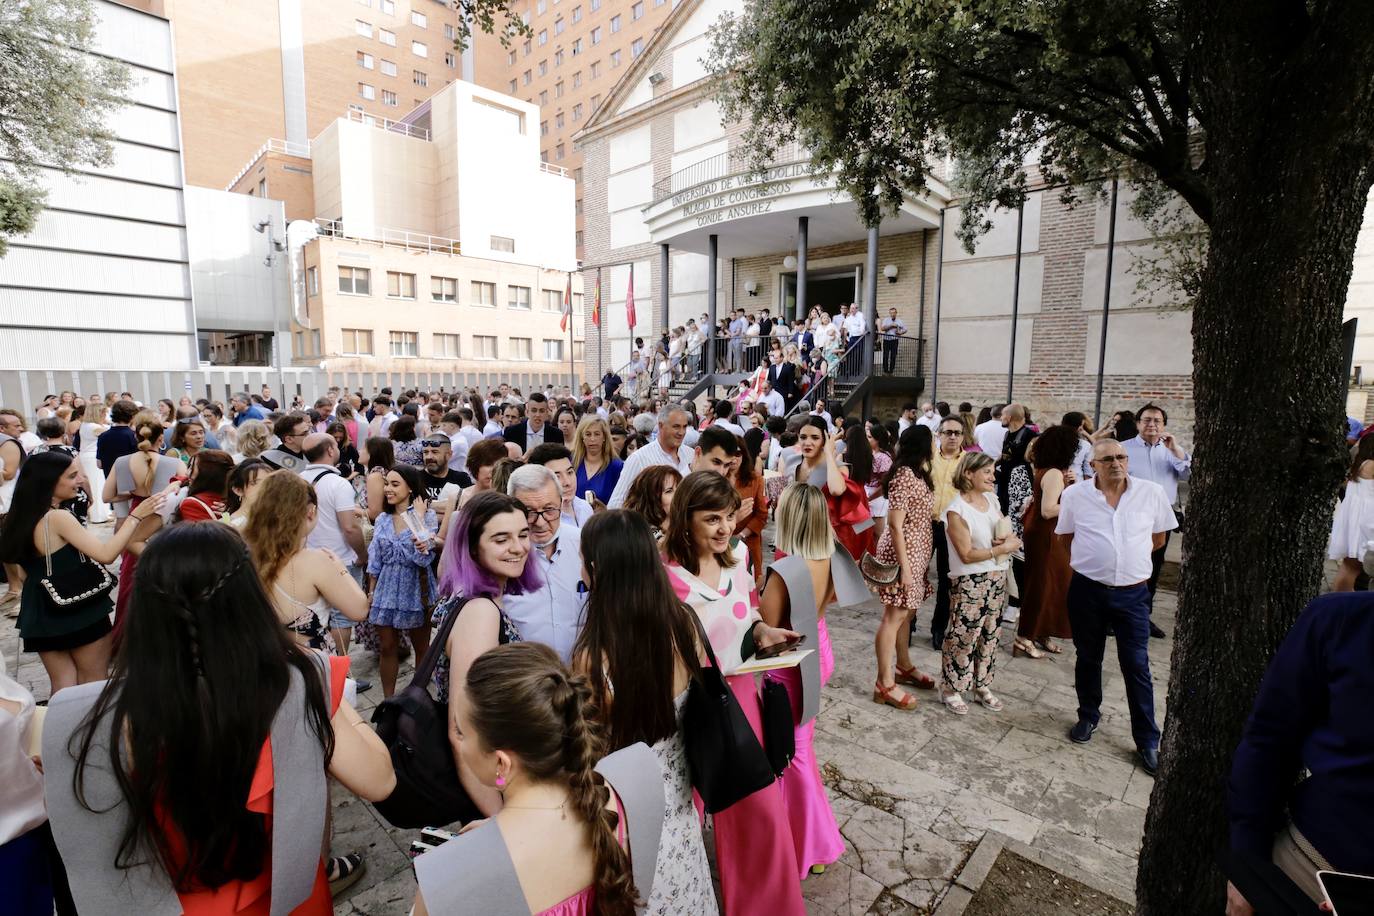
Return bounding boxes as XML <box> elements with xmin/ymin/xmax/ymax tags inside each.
<box><xmin>539</xmin><ymin>162</ymin><xmax>569</xmax><ymax>177</ymax></box>
<box><xmin>650</xmin><ymin>140</ymin><xmax>814</xmax><ymax>206</ymax></box>
<box><xmin>346</xmin><ymin>108</ymin><xmax>431</xmax><ymax>141</ymax></box>
<box><xmin>313</xmin><ymin>218</ymin><xmax>460</xmax><ymax>256</ymax></box>
<box><xmin>782</xmin><ymin>336</ymin><xmax>867</xmax><ymax>419</ymax></box>
<box><xmin>224</xmin><ymin>137</ymin><xmax>312</xmax><ymax>192</ymax></box>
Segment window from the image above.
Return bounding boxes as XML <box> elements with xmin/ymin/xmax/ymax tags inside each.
<box><xmin>590</xmin><ymin>0</ymin><xmax>600</xmax><ymax>10</ymax></box>
<box><xmin>610</xmin><ymin>14</ymin><xmax>621</xmax><ymax>32</ymax></box>
<box><xmin>555</xmin><ymin>80</ymin><xmax>564</xmax><ymax>98</ymax></box>
<box><xmin>356</xmin><ymin>0</ymin><xmax>369</xmax><ymax>6</ymax></box>
<box><xmin>575</xmin><ymin>229</ymin><xmax>584</xmax><ymax>248</ymax></box>
<box><xmin>382</xmin><ymin>89</ymin><xmax>398</xmax><ymax>106</ymax></box>
<box><xmin>490</xmin><ymin>235</ymin><xmax>516</xmax><ymax>252</ymax></box>
<box><xmin>539</xmin><ymin>89</ymin><xmax>548</xmax><ymax>105</ymax></box>
<box><xmin>632</xmin><ymin>1</ymin><xmax>643</xmax><ymax>19</ymax></box>
<box><xmin>511</xmin><ymin>337</ymin><xmax>533</xmax><ymax>360</ymax></box>
<box><xmin>538</xmin><ymin>29</ymin><xmax>548</xmax><ymax>45</ymax></box>
<box><xmin>610</xmin><ymin>49</ymin><xmax>621</xmax><ymax>67</ymax></box>
<box><xmin>451</xmin><ymin>24</ymin><xmax>461</xmax><ymax>40</ymax></box>
<box><xmin>539</xmin><ymin>59</ymin><xmax>548</xmax><ymax>76</ymax></box>
<box><xmin>631</xmin><ymin>37</ymin><xmax>643</xmax><ymax>58</ymax></box>
<box><xmin>379</xmin><ymin>0</ymin><xmax>393</xmax><ymax>12</ymax></box>
<box><xmin>572</xmin><ymin>37</ymin><xmax>583</xmax><ymax>55</ymax></box>
<box><xmin>257</xmin><ymin>177</ymin><xmax>267</xmax><ymax>196</ymax></box>
<box><xmin>509</xmin><ymin>79</ymin><xmax>518</xmax><ymax>93</ymax></box>
<box><xmin>471</xmin><ymin>281</ymin><xmax>496</xmax><ymax>305</ymax></box>
<box><xmin>357</xmin><ymin>51</ymin><xmax>374</xmax><ymax>69</ymax></box>
<box><xmin>431</xmin><ymin>276</ymin><xmax>457</xmax><ymax>301</ymax></box>
<box><xmin>505</xmin><ymin>48</ymin><xmax>514</xmax><ymax>64</ymax></box>
<box><xmin>341</xmin><ymin>328</ymin><xmax>373</xmax><ymax>355</ymax></box>
<box><xmin>575</xmin><ymin>197</ymin><xmax>583</xmax><ymax>215</ymax></box>
<box><xmin>555</xmin><ymin>111</ymin><xmax>564</xmax><ymax>128</ymax></box>
<box><xmin>591</xmin><ymin>26</ymin><xmax>602</xmax><ymax>44</ymax></box>
<box><xmin>338</xmin><ymin>266</ymin><xmax>371</xmax><ymax>295</ymax></box>
<box><xmin>294</xmin><ymin>331</ymin><xmax>303</xmax><ymax>356</ymax></box>
<box><xmin>572</xmin><ymin>5</ymin><xmax>581</xmax><ymax>23</ymax></box>
<box><xmin>554</xmin><ymin>49</ymin><xmax>563</xmax><ymax>66</ymax></box>
<box><xmin>410</xmin><ymin>10</ymin><xmax>426</xmax><ymax>27</ymax></box>
<box><xmin>543</xmin><ymin>289</ymin><xmax>563</xmax><ymax>311</ymax></box>
<box><xmin>412</xmin><ymin>40</ymin><xmax>427</xmax><ymax>58</ymax></box>
<box><xmin>543</xmin><ymin>339</ymin><xmax>564</xmax><ymax>361</ymax></box>
<box><xmin>389</xmin><ymin>331</ymin><xmax>418</xmax><ymax>358</ymax></box>
<box><xmin>590</xmin><ymin>61</ymin><xmax>600</xmax><ymax>78</ymax></box>
<box><xmin>355</xmin><ymin>19</ymin><xmax>372</xmax><ymax>37</ymax></box>
<box><xmin>508</xmin><ymin>285</ymin><xmax>531</xmax><ymax>309</ymax></box>
<box><xmin>306</xmin><ymin>266</ymin><xmax>319</xmax><ymax>295</ymax></box>
<box><xmin>474</xmin><ymin>335</ymin><xmax>498</xmax><ymax>358</ymax></box>
<box><xmin>433</xmin><ymin>333</ymin><xmax>460</xmax><ymax>358</ymax></box>
<box><xmin>572</xmin><ymin>102</ymin><xmax>583</xmax><ymax>121</ymax></box>
<box><xmin>572</xmin><ymin>70</ymin><xmax>582</xmax><ymax>88</ymax></box>
<box><xmin>574</xmin><ymin>340</ymin><xmax>585</xmax><ymax>361</ymax></box>
<box><xmin>379</xmin><ymin>28</ymin><xmax>396</xmax><ymax>45</ymax></box>
<box><xmin>413</xmin><ymin>70</ymin><xmax>428</xmax><ymax>86</ymax></box>
<box><xmin>540</xmin><ymin>120</ymin><xmax>548</xmax><ymax>136</ymax></box>
<box><xmin>311</xmin><ymin>329</ymin><xmax>321</xmax><ymax>355</ymax></box>
<box><xmin>386</xmin><ymin>270</ymin><xmax>415</xmax><ymax>298</ymax></box>
<box><xmin>523</xmin><ymin>69</ymin><xmax>532</xmax><ymax>85</ymax></box>
<box><xmin>445</xmin><ymin>51</ymin><xmax>457</xmax><ymax>68</ymax></box>
<box><xmin>554</xmin><ymin>16</ymin><xmax>564</xmax><ymax>34</ymax></box>
<box><xmin>555</xmin><ymin>143</ymin><xmax>565</xmax><ymax>160</ymax></box>
<box><xmin>523</xmin><ymin>39</ymin><xmax>531</xmax><ymax>55</ymax></box>
<box><xmin>655</xmin><ymin>0</ymin><xmax>666</xmax><ymax>6</ymax></box>
<box><xmin>358</xmin><ymin>82</ymin><xmax>376</xmax><ymax>100</ymax></box>
<box><xmin>380</xmin><ymin>58</ymin><xmax>397</xmax><ymax>76</ymax></box>
<box><xmin>573</xmin><ymin>166</ymin><xmax>584</xmax><ymax>181</ymax></box>
<box><xmin>536</xmin><ymin>0</ymin><xmax>547</xmax><ymax>12</ymax></box>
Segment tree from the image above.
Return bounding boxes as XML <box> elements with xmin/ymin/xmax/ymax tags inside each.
<box><xmin>712</xmin><ymin>1</ymin><xmax>1374</xmax><ymax>912</ymax></box>
<box><xmin>0</xmin><ymin>0</ymin><xmax>135</xmax><ymax>257</ymax></box>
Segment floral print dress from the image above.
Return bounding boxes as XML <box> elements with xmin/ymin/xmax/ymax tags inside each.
<box><xmin>871</xmin><ymin>466</ymin><xmax>935</xmax><ymax>608</ymax></box>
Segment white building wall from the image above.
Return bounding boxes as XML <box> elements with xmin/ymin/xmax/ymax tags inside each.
<box><xmin>0</xmin><ymin>0</ymin><xmax>196</xmax><ymax>370</ymax></box>
<box><xmin>184</xmin><ymin>187</ymin><xmax>289</xmax><ymax>334</ymax></box>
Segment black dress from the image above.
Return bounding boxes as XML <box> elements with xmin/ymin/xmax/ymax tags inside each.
<box><xmin>18</xmin><ymin>537</ymin><xmax>112</xmax><ymax>653</ymax></box>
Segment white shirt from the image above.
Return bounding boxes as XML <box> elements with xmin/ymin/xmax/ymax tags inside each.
<box><xmin>1072</xmin><ymin>438</ymin><xmax>1094</xmax><ymax>480</ymax></box>
<box><xmin>0</xmin><ymin>666</ymin><xmax>45</xmax><ymax>845</ymax></box>
<box><xmin>814</xmin><ymin>321</ymin><xmax>839</xmax><ymax>351</ymax></box>
<box><xmin>943</xmin><ymin>494</ymin><xmax>1009</xmax><ymax>577</ymax></box>
<box><xmin>898</xmin><ymin>416</ymin><xmax>915</xmax><ymax>435</ymax></box>
<box><xmin>300</xmin><ymin>463</ymin><xmax>359</xmax><ymax>566</ymax></box>
<box><xmin>377</xmin><ymin>411</ymin><xmax>397</xmax><ymax>435</ymax></box>
<box><xmin>562</xmin><ymin>496</ymin><xmax>594</xmax><ymax>529</ymax></box>
<box><xmin>441</xmin><ymin>430</ymin><xmax>469</xmax><ymax>473</ymax></box>
<box><xmin>18</xmin><ymin>431</ymin><xmax>41</xmax><ymax>454</ymax></box>
<box><xmin>843</xmin><ymin>312</ymin><xmax>866</xmax><ymax>337</ymax></box>
<box><xmin>1055</xmin><ymin>477</ymin><xmax>1178</xmax><ymax>586</ymax></box>
<box><xmin>502</xmin><ymin>524</ymin><xmax>586</xmax><ymax>663</ymax></box>
<box><xmin>483</xmin><ymin>420</ymin><xmax>503</xmax><ymax>437</ymax></box>
<box><xmin>974</xmin><ymin>419</ymin><xmax>1007</xmax><ymax>457</ymax></box>
<box><xmin>760</xmin><ymin>390</ymin><xmax>786</xmax><ymax>417</ymax></box>
<box><xmin>917</xmin><ymin>412</ymin><xmax>942</xmax><ymax>433</ymax></box>
<box><xmin>607</xmin><ymin>437</ymin><xmax>694</xmax><ymax>508</ymax></box>
<box><xmin>525</xmin><ymin>421</ymin><xmax>546</xmax><ymax>451</ymax></box>
<box><xmin>459</xmin><ymin>425</ymin><xmax>483</xmax><ymax>449</ymax></box>
<box><xmin>712</xmin><ymin>418</ymin><xmax>745</xmax><ymax>437</ymax></box>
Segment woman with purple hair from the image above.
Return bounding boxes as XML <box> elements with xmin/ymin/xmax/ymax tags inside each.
<box><xmin>430</xmin><ymin>490</ymin><xmax>541</xmax><ymax>816</ymax></box>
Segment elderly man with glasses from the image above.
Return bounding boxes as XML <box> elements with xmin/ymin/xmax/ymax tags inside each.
<box><xmin>502</xmin><ymin>464</ymin><xmax>585</xmax><ymax>663</ymax></box>
<box><xmin>1056</xmin><ymin>439</ymin><xmax>1177</xmax><ymax>776</ymax></box>
<box><xmin>1119</xmin><ymin>402</ymin><xmax>1190</xmax><ymax>638</ymax></box>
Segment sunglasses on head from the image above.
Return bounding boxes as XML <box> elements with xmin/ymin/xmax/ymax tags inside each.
<box><xmin>421</xmin><ymin>437</ymin><xmax>448</xmax><ymax>448</ymax></box>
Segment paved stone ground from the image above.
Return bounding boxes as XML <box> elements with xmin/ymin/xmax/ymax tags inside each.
<box><xmin>3</xmin><ymin>531</ymin><xmax>1174</xmax><ymax>915</ymax></box>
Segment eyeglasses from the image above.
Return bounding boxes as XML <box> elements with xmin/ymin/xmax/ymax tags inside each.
<box><xmin>939</xmin><ymin>430</ymin><xmax>962</xmax><ymax>437</ymax></box>
<box><xmin>524</xmin><ymin>506</ymin><xmax>561</xmax><ymax>522</ymax></box>
<box><xmin>1093</xmin><ymin>455</ymin><xmax>1128</xmax><ymax>464</ymax></box>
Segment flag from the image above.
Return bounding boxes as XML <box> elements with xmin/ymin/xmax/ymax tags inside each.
<box><xmin>592</xmin><ymin>273</ymin><xmax>601</xmax><ymax>327</ymax></box>
<box><xmin>560</xmin><ymin>273</ymin><xmax>572</xmax><ymax>332</ymax></box>
<box><xmin>626</xmin><ymin>263</ymin><xmax>637</xmax><ymax>330</ymax></box>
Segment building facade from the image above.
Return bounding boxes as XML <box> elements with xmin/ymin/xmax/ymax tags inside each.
<box><xmin>0</xmin><ymin>0</ymin><xmax>198</xmax><ymax>371</ymax></box>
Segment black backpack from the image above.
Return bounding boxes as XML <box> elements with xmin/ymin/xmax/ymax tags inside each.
<box><xmin>369</xmin><ymin>597</ymin><xmax>483</xmax><ymax>829</ymax></box>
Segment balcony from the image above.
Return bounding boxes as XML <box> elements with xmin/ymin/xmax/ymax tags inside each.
<box><xmin>346</xmin><ymin>109</ymin><xmax>431</xmax><ymax>141</ymax></box>
<box><xmin>313</xmin><ymin>218</ymin><xmax>460</xmax><ymax>256</ymax></box>
<box><xmin>650</xmin><ymin>140</ymin><xmax>812</xmax><ymax>206</ymax></box>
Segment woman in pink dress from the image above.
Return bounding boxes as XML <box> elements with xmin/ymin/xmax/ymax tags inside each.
<box><xmin>661</xmin><ymin>471</ymin><xmax>806</xmax><ymax>916</ymax></box>
<box><xmin>762</xmin><ymin>483</ymin><xmax>871</xmax><ymax>877</ymax></box>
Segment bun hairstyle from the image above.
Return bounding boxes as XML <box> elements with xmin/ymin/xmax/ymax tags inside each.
<box><xmin>132</xmin><ymin>409</ymin><xmax>164</xmax><ymax>453</ymax></box>
<box><xmin>465</xmin><ymin>643</ymin><xmax>637</xmax><ymax>916</ymax></box>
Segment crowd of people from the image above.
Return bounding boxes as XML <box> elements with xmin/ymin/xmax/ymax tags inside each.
<box><xmin>13</xmin><ymin>376</ymin><xmax>1365</xmax><ymax>916</ymax></box>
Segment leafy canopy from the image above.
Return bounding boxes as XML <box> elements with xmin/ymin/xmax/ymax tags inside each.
<box><xmin>0</xmin><ymin>0</ymin><xmax>131</xmax><ymax>256</ymax></box>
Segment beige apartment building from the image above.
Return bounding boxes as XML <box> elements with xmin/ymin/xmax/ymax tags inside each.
<box><xmin>470</xmin><ymin>0</ymin><xmax>677</xmax><ymax>257</ymax></box>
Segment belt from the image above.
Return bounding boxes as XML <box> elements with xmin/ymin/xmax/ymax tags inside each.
<box><xmin>1073</xmin><ymin>572</ymin><xmax>1147</xmax><ymax>590</ymax></box>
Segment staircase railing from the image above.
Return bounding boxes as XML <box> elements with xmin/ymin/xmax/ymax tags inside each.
<box><xmin>783</xmin><ymin>336</ymin><xmax>867</xmax><ymax>419</ymax></box>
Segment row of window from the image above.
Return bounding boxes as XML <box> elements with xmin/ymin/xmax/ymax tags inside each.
<box><xmin>509</xmin><ymin>39</ymin><xmax>639</xmax><ymax>95</ymax></box>
<box><xmin>356</xmin><ymin>21</ymin><xmax>430</xmax><ymax>56</ymax></box>
<box><xmin>330</xmin><ymin>329</ymin><xmax>570</xmax><ymax>361</ymax></box>
<box><xmin>316</xmin><ymin>266</ymin><xmax>580</xmax><ymax>312</ymax></box>
<box><xmin>354</xmin><ymin>2</ymin><xmax>428</xmax><ymax>28</ymax></box>
<box><xmin>525</xmin><ymin>0</ymin><xmax>661</xmax><ymax>29</ymax></box>
<box><xmin>357</xmin><ymin>53</ymin><xmax>429</xmax><ymax>87</ymax></box>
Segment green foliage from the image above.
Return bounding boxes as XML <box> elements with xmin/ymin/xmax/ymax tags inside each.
<box><xmin>0</xmin><ymin>0</ymin><xmax>132</xmax><ymax>256</ymax></box>
<box><xmin>710</xmin><ymin>0</ymin><xmax>1211</xmax><ymax>262</ymax></box>
<box><xmin>451</xmin><ymin>0</ymin><xmax>534</xmax><ymax>51</ymax></box>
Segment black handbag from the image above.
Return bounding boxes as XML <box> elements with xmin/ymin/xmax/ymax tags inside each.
<box><xmin>682</xmin><ymin>615</ymin><xmax>776</xmax><ymax>814</ymax></box>
<box><xmin>760</xmin><ymin>674</ymin><xmax>796</xmax><ymax>777</ymax></box>
<box><xmin>370</xmin><ymin>596</ymin><xmax>483</xmax><ymax>829</ymax></box>
<box><xmin>39</xmin><ymin>515</ymin><xmax>115</xmax><ymax>614</ymax></box>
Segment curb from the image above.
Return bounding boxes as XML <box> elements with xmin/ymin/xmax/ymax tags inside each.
<box><xmin>932</xmin><ymin>831</ymin><xmax>1135</xmax><ymax>916</ymax></box>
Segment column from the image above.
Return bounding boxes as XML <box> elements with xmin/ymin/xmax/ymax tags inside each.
<box><xmin>658</xmin><ymin>243</ymin><xmax>670</xmax><ymax>333</ymax></box>
<box><xmin>796</xmin><ymin>216</ymin><xmax>809</xmax><ymax>320</ymax></box>
<box><xmin>863</xmin><ymin>223</ymin><xmax>879</xmax><ymax>416</ymax></box>
<box><xmin>706</xmin><ymin>234</ymin><xmax>719</xmax><ymax>377</ymax></box>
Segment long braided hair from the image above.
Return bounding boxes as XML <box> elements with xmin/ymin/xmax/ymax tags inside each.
<box><xmin>465</xmin><ymin>643</ymin><xmax>638</xmax><ymax>915</ymax></box>
<box><xmin>71</xmin><ymin>523</ymin><xmax>334</xmax><ymax>892</ymax></box>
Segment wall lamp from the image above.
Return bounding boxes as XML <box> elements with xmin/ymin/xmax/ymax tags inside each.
<box><xmin>884</xmin><ymin>264</ymin><xmax>899</xmax><ymax>283</ymax></box>
<box><xmin>744</xmin><ymin>280</ymin><xmax>758</xmax><ymax>296</ymax></box>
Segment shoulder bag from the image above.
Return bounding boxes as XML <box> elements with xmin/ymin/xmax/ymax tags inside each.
<box><xmin>760</xmin><ymin>675</ymin><xmax>795</xmax><ymax>777</ymax></box>
<box><xmin>370</xmin><ymin>596</ymin><xmax>482</xmax><ymax>828</ymax></box>
<box><xmin>38</xmin><ymin>514</ymin><xmax>115</xmax><ymax>614</ymax></box>
<box><xmin>682</xmin><ymin>612</ymin><xmax>776</xmax><ymax>813</ymax></box>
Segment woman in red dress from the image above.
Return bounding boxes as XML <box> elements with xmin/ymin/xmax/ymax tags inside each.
<box><xmin>792</xmin><ymin>417</ymin><xmax>875</xmax><ymax>562</ymax></box>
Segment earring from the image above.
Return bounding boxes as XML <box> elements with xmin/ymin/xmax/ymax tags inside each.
<box><xmin>495</xmin><ymin>773</ymin><xmax>505</xmax><ymax>789</ymax></box>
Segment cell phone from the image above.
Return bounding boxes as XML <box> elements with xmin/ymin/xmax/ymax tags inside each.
<box><xmin>584</xmin><ymin>490</ymin><xmax>596</xmax><ymax>504</ymax></box>
<box><xmin>755</xmin><ymin>634</ymin><xmax>806</xmax><ymax>659</ymax></box>
<box><xmin>1318</xmin><ymin>870</ymin><xmax>1374</xmax><ymax>915</ymax></box>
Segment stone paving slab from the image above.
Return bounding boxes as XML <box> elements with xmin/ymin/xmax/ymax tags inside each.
<box><xmin>3</xmin><ymin>550</ymin><xmax>1175</xmax><ymax>914</ymax></box>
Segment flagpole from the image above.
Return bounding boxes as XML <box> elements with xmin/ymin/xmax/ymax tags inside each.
<box><xmin>567</xmin><ymin>271</ymin><xmax>575</xmax><ymax>394</ymax></box>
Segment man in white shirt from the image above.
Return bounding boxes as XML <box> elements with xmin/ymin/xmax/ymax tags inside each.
<box><xmin>727</xmin><ymin>309</ymin><xmax>747</xmax><ymax>371</ymax></box>
<box><xmin>607</xmin><ymin>405</ymin><xmax>694</xmax><ymax>508</ymax></box>
<box><xmin>711</xmin><ymin>399</ymin><xmax>745</xmax><ymax>437</ymax></box>
<box><xmin>842</xmin><ymin>303</ymin><xmax>867</xmax><ymax>349</ymax></box>
<box><xmin>916</xmin><ymin>401</ymin><xmax>943</xmax><ymax>433</ymax></box>
<box><xmin>1055</xmin><ymin>439</ymin><xmax>1177</xmax><ymax>777</ymax></box>
<box><xmin>300</xmin><ymin>434</ymin><xmax>368</xmax><ymax>657</ymax></box>
<box><xmin>974</xmin><ymin>403</ymin><xmax>1008</xmax><ymax>456</ymax></box>
<box><xmin>879</xmin><ymin>307</ymin><xmax>907</xmax><ymax>373</ymax></box>
<box><xmin>897</xmin><ymin>403</ymin><xmax>919</xmax><ymax>435</ymax></box>
<box><xmin>758</xmin><ymin>379</ymin><xmax>786</xmax><ymax>418</ymax></box>
<box><xmin>1119</xmin><ymin>402</ymin><xmax>1190</xmax><ymax>638</ymax></box>
<box><xmin>504</xmin><ymin>465</ymin><xmax>585</xmax><ymax>662</ymax></box>
<box><xmin>367</xmin><ymin>396</ymin><xmax>396</xmax><ymax>438</ymax></box>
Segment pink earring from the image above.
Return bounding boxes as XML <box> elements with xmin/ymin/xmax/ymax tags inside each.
<box><xmin>495</xmin><ymin>774</ymin><xmax>506</xmax><ymax>788</ymax></box>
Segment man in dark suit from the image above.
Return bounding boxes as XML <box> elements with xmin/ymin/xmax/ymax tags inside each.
<box><xmin>766</xmin><ymin>349</ymin><xmax>799</xmax><ymax>410</ymax></box>
<box><xmin>503</xmin><ymin>392</ymin><xmax>564</xmax><ymax>454</ymax></box>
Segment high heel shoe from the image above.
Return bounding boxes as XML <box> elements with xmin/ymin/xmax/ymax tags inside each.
<box><xmin>895</xmin><ymin>663</ymin><xmax>936</xmax><ymax>690</ymax></box>
<box><xmin>1038</xmin><ymin>640</ymin><xmax>1063</xmax><ymax>655</ymax></box>
<box><xmin>873</xmin><ymin>680</ymin><xmax>917</xmax><ymax>711</ymax></box>
<box><xmin>1012</xmin><ymin>638</ymin><xmax>1043</xmax><ymax>659</ymax></box>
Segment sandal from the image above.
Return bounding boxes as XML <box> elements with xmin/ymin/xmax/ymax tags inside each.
<box><xmin>873</xmin><ymin>680</ymin><xmax>917</xmax><ymax>711</ymax></box>
<box><xmin>975</xmin><ymin>688</ymin><xmax>1004</xmax><ymax>711</ymax></box>
<box><xmin>1038</xmin><ymin>640</ymin><xmax>1063</xmax><ymax>655</ymax></box>
<box><xmin>941</xmin><ymin>690</ymin><xmax>968</xmax><ymax>716</ymax></box>
<box><xmin>895</xmin><ymin>664</ymin><xmax>936</xmax><ymax>690</ymax></box>
<box><xmin>327</xmin><ymin>853</ymin><xmax>366</xmax><ymax>896</ymax></box>
<box><xmin>1012</xmin><ymin>638</ymin><xmax>1044</xmax><ymax>659</ymax></box>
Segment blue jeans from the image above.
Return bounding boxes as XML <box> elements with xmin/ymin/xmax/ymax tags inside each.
<box><xmin>1067</xmin><ymin>572</ymin><xmax>1160</xmax><ymax>751</ymax></box>
<box><xmin>329</xmin><ymin>564</ymin><xmax>366</xmax><ymax>630</ymax></box>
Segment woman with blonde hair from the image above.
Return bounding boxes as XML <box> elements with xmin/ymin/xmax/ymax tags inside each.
<box><xmin>762</xmin><ymin>482</ymin><xmax>870</xmax><ymax>878</ymax></box>
<box><xmin>571</xmin><ymin>415</ymin><xmax>623</xmax><ymax>506</ymax></box>
<box><xmin>234</xmin><ymin>418</ymin><xmax>271</xmax><ymax>462</ymax></box>
<box><xmin>242</xmin><ymin>471</ymin><xmax>368</xmax><ymax>652</ymax></box>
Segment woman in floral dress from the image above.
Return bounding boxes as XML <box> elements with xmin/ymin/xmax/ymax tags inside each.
<box><xmin>869</xmin><ymin>425</ymin><xmax>937</xmax><ymax>710</ymax></box>
<box><xmin>366</xmin><ymin>463</ymin><xmax>436</xmax><ymax>697</ymax></box>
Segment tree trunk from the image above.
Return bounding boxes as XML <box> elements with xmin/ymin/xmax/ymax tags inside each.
<box><xmin>1136</xmin><ymin>13</ymin><xmax>1374</xmax><ymax>906</ymax></box>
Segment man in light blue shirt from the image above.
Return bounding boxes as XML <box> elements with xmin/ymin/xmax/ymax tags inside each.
<box><xmin>1119</xmin><ymin>402</ymin><xmax>1190</xmax><ymax>638</ymax></box>
<box><xmin>503</xmin><ymin>464</ymin><xmax>585</xmax><ymax>662</ymax></box>
<box><xmin>728</xmin><ymin>309</ymin><xmax>747</xmax><ymax>372</ymax></box>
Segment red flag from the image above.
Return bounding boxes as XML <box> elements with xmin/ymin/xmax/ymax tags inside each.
<box><xmin>626</xmin><ymin>263</ymin><xmax>637</xmax><ymax>329</ymax></box>
<box><xmin>592</xmin><ymin>273</ymin><xmax>601</xmax><ymax>326</ymax></box>
<box><xmin>560</xmin><ymin>274</ymin><xmax>572</xmax><ymax>332</ymax></box>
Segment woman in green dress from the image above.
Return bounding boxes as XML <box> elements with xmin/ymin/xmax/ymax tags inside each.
<box><xmin>0</xmin><ymin>451</ymin><xmax>171</xmax><ymax>693</ymax></box>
